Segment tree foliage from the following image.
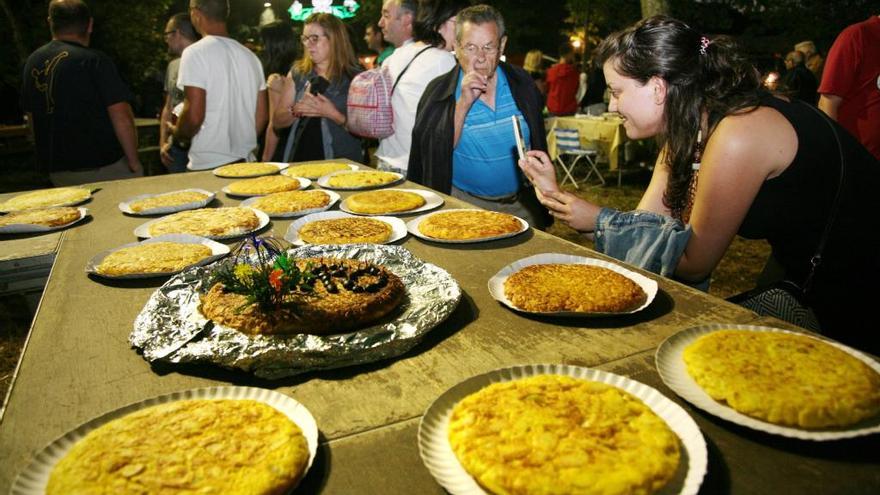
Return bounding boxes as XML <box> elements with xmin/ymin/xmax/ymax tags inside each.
<box><xmin>1</xmin><ymin>0</ymin><xmax>877</xmax><ymax>123</ymax></box>
<box><xmin>566</xmin><ymin>0</ymin><xmax>642</xmax><ymax>53</ymax></box>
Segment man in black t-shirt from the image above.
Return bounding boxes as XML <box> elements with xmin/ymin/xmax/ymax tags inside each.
<box><xmin>21</xmin><ymin>0</ymin><xmax>141</xmax><ymax>185</ymax></box>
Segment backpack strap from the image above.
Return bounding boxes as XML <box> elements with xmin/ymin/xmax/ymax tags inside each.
<box><xmin>391</xmin><ymin>45</ymin><xmax>433</xmax><ymax>95</ymax></box>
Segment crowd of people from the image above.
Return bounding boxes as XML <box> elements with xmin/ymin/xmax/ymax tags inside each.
<box><xmin>18</xmin><ymin>0</ymin><xmax>880</xmax><ymax>352</ymax></box>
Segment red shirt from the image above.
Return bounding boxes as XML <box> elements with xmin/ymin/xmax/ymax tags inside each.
<box><xmin>818</xmin><ymin>16</ymin><xmax>880</xmax><ymax>160</ymax></box>
<box><xmin>545</xmin><ymin>62</ymin><xmax>579</xmax><ymax>115</ymax></box>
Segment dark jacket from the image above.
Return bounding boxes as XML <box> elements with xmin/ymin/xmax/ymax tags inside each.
<box><xmin>281</xmin><ymin>68</ymin><xmax>364</xmax><ymax>162</ymax></box>
<box><xmin>407</xmin><ymin>62</ymin><xmax>548</xmax><ymax>194</ymax></box>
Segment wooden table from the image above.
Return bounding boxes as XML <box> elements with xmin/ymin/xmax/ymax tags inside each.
<box><xmin>1</xmin><ymin>163</ymin><xmax>877</xmax><ymax>494</ymax></box>
<box><xmin>546</xmin><ymin>115</ymin><xmax>627</xmax><ymax>171</ymax></box>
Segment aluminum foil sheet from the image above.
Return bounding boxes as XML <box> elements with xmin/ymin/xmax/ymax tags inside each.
<box><xmin>130</xmin><ymin>244</ymin><xmax>461</xmax><ymax>379</ymax></box>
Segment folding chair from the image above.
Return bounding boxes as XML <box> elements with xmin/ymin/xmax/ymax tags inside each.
<box><xmin>553</xmin><ymin>127</ymin><xmax>603</xmax><ymax>189</ymax></box>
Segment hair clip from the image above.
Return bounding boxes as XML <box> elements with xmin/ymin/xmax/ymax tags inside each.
<box><xmin>699</xmin><ymin>36</ymin><xmax>712</xmax><ymax>55</ymax></box>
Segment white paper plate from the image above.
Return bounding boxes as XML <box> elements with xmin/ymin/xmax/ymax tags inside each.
<box><xmin>419</xmin><ymin>363</ymin><xmax>707</xmax><ymax>495</ymax></box>
<box><xmin>241</xmin><ymin>190</ymin><xmax>340</xmax><ymax>218</ymax></box>
<box><xmin>85</xmin><ymin>234</ymin><xmax>230</xmax><ymax>279</ymax></box>
<box><xmin>0</xmin><ymin>187</ymin><xmax>93</xmax><ymax>213</ymax></box>
<box><xmin>212</xmin><ymin>161</ymin><xmax>289</xmax><ymax>178</ymax></box>
<box><xmin>11</xmin><ymin>386</ymin><xmax>318</xmax><ymax>495</ymax></box>
<box><xmin>222</xmin><ymin>177</ymin><xmax>311</xmax><ymax>198</ymax></box>
<box><xmin>0</xmin><ymin>207</ymin><xmax>88</xmax><ymax>234</ymax></box>
<box><xmin>282</xmin><ymin>162</ymin><xmax>359</xmax><ymax>179</ymax></box>
<box><xmin>284</xmin><ymin>210</ymin><xmax>407</xmax><ymax>246</ymax></box>
<box><xmin>406</xmin><ymin>209</ymin><xmax>529</xmax><ymax>244</ymax></box>
<box><xmin>339</xmin><ymin>188</ymin><xmax>444</xmax><ymax>216</ymax></box>
<box><xmin>316</xmin><ymin>170</ymin><xmax>404</xmax><ymax>190</ymax></box>
<box><xmin>656</xmin><ymin>324</ymin><xmax>880</xmax><ymax>441</ymax></box>
<box><xmin>118</xmin><ymin>188</ymin><xmax>215</xmax><ymax>215</ymax></box>
<box><xmin>134</xmin><ymin>207</ymin><xmax>270</xmax><ymax>240</ymax></box>
<box><xmin>487</xmin><ymin>253</ymin><xmax>658</xmax><ymax>316</ymax></box>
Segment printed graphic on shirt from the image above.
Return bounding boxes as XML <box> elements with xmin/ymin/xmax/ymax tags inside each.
<box><xmin>31</xmin><ymin>52</ymin><xmax>68</xmax><ymax>114</ymax></box>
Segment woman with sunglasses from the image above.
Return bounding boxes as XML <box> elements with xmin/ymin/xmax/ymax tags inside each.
<box><xmin>273</xmin><ymin>13</ymin><xmax>362</xmax><ymax>162</ymax></box>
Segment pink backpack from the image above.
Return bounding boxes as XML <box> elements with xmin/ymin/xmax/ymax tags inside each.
<box><xmin>346</xmin><ymin>67</ymin><xmax>394</xmax><ymax>139</ymax></box>
<box><xmin>346</xmin><ymin>46</ymin><xmax>432</xmax><ymax>139</ymax></box>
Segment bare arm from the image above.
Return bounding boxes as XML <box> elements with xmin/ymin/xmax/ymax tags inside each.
<box><xmin>635</xmin><ymin>146</ymin><xmax>672</xmax><ymax>215</ymax></box>
<box><xmin>173</xmin><ymin>85</ymin><xmax>206</xmax><ymax>144</ymax></box>
<box><xmin>254</xmin><ymin>89</ymin><xmax>268</xmax><ymax>139</ymax></box>
<box><xmin>262</xmin><ymin>74</ymin><xmax>284</xmax><ymax>161</ymax></box>
<box><xmin>818</xmin><ymin>94</ymin><xmax>842</xmax><ymax>121</ymax></box>
<box><xmin>272</xmin><ymin>74</ymin><xmax>297</xmax><ymax>129</ymax></box>
<box><xmin>159</xmin><ymin>93</ymin><xmax>173</xmax><ymax>167</ymax></box>
<box><xmin>673</xmin><ymin>107</ymin><xmax>797</xmax><ymax>281</ymax></box>
<box><xmin>454</xmin><ymin>59</ymin><xmax>486</xmax><ymax>147</ymax></box>
<box><xmin>106</xmin><ymin>101</ymin><xmax>141</xmax><ymax>174</ymax></box>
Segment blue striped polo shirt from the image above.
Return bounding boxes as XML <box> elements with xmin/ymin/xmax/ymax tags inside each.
<box><xmin>452</xmin><ymin>69</ymin><xmax>530</xmax><ymax>197</ymax></box>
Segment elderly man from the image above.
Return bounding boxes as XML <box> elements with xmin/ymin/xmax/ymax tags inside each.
<box><xmin>407</xmin><ymin>4</ymin><xmax>550</xmax><ymax>229</ymax></box>
<box><xmin>172</xmin><ymin>0</ymin><xmax>267</xmax><ymax>170</ymax></box>
<box><xmin>21</xmin><ymin>0</ymin><xmax>141</xmax><ymax>185</ymax></box>
<box><xmin>159</xmin><ymin>13</ymin><xmax>199</xmax><ymax>172</ymax></box>
<box><xmin>374</xmin><ymin>0</ymin><xmax>456</xmax><ymax>174</ymax></box>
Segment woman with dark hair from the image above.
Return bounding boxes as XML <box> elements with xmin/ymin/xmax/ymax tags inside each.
<box><xmin>520</xmin><ymin>16</ymin><xmax>880</xmax><ymax>353</ymax></box>
<box><xmin>259</xmin><ymin>20</ymin><xmax>298</xmax><ymax>160</ymax></box>
<box><xmin>273</xmin><ymin>13</ymin><xmax>362</xmax><ymax>162</ymax></box>
<box><xmin>414</xmin><ymin>0</ymin><xmax>469</xmax><ymax>51</ymax></box>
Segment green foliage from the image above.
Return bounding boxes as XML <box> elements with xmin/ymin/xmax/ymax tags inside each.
<box><xmin>2</xmin><ymin>0</ymin><xmax>876</xmax><ymax>121</ymax></box>
<box><xmin>566</xmin><ymin>0</ymin><xmax>642</xmax><ymax>53</ymax></box>
<box><xmin>90</xmin><ymin>0</ymin><xmax>175</xmax><ymax>115</ymax></box>
<box><xmin>211</xmin><ymin>250</ymin><xmax>316</xmax><ymax>313</ymax></box>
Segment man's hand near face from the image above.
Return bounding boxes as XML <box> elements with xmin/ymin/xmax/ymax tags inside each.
<box><xmin>459</xmin><ymin>55</ymin><xmax>488</xmax><ymax>110</ymax></box>
<box><xmin>455</xmin><ymin>55</ymin><xmax>488</xmax><ymax>146</ymax></box>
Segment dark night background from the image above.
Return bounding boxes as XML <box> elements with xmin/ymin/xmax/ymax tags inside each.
<box><xmin>1</xmin><ymin>0</ymin><xmax>876</xmax><ymax>123</ymax></box>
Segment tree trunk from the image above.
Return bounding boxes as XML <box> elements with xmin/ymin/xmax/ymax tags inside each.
<box><xmin>640</xmin><ymin>0</ymin><xmax>670</xmax><ymax>18</ymax></box>
<box><xmin>0</xmin><ymin>0</ymin><xmax>30</xmax><ymax>65</ymax></box>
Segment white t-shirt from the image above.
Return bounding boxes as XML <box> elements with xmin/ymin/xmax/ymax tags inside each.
<box><xmin>375</xmin><ymin>41</ymin><xmax>456</xmax><ymax>172</ymax></box>
<box><xmin>178</xmin><ymin>35</ymin><xmax>266</xmax><ymax>170</ymax></box>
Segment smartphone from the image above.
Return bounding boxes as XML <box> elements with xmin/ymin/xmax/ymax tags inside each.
<box><xmin>309</xmin><ymin>76</ymin><xmax>330</xmax><ymax>95</ymax></box>
<box><xmin>511</xmin><ymin>115</ymin><xmax>526</xmax><ymax>161</ymax></box>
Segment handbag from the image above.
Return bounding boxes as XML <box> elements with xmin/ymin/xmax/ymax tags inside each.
<box><xmin>727</xmin><ymin>102</ymin><xmax>847</xmax><ymax>331</ymax></box>
<box><xmin>346</xmin><ymin>46</ymin><xmax>432</xmax><ymax>139</ymax></box>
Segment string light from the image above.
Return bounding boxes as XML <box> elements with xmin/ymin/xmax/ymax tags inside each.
<box><xmin>288</xmin><ymin>0</ymin><xmax>360</xmax><ymax>21</ymax></box>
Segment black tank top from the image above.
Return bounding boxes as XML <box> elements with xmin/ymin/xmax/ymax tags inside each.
<box><xmin>739</xmin><ymin>95</ymin><xmax>880</xmax><ymax>288</ymax></box>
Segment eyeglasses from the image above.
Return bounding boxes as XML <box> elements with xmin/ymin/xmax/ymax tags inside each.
<box><xmin>461</xmin><ymin>43</ymin><xmax>499</xmax><ymax>57</ymax></box>
<box><xmin>163</xmin><ymin>30</ymin><xmax>177</xmax><ymax>38</ymax></box>
<box><xmin>301</xmin><ymin>34</ymin><xmax>327</xmax><ymax>45</ymax></box>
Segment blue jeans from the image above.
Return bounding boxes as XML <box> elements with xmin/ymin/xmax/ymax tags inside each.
<box><xmin>166</xmin><ymin>144</ymin><xmax>189</xmax><ymax>173</ymax></box>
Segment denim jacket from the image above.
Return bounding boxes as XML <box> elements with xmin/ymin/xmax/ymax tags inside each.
<box><xmin>281</xmin><ymin>69</ymin><xmax>363</xmax><ymax>162</ymax></box>
<box><xmin>594</xmin><ymin>207</ymin><xmax>694</xmax><ymax>279</ymax></box>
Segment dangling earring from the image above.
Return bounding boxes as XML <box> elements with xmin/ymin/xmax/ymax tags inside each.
<box><xmin>682</xmin><ymin>128</ymin><xmax>702</xmax><ymax>223</ymax></box>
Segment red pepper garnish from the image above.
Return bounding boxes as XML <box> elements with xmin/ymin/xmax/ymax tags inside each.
<box><xmin>269</xmin><ymin>268</ymin><xmax>284</xmax><ymax>292</ymax></box>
